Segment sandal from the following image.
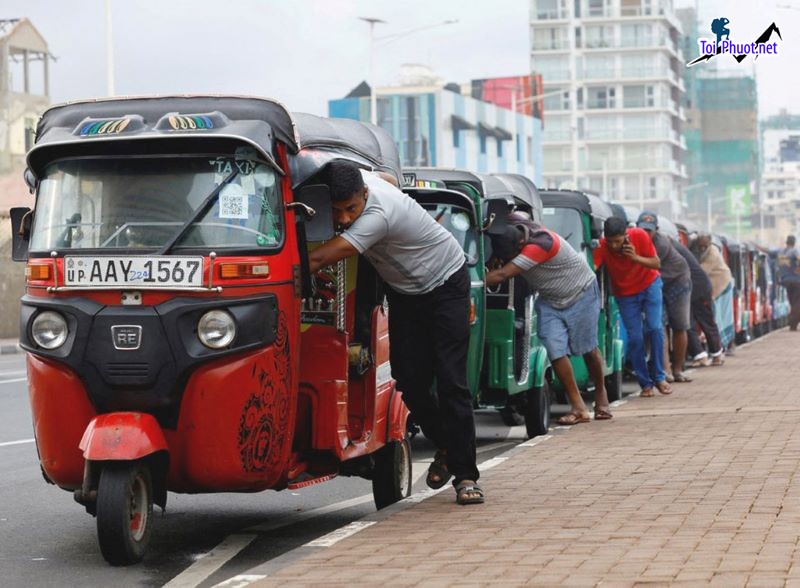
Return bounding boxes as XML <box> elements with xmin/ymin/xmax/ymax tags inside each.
<box><xmin>556</xmin><ymin>412</ymin><xmax>591</xmax><ymax>426</ymax></box>
<box><xmin>665</xmin><ymin>374</ymin><xmax>675</xmax><ymax>384</ymax></box>
<box><xmin>426</xmin><ymin>449</ymin><xmax>451</xmax><ymax>490</ymax></box>
<box><xmin>640</xmin><ymin>387</ymin><xmax>655</xmax><ymax>397</ymax></box>
<box><xmin>655</xmin><ymin>380</ymin><xmax>673</xmax><ymax>395</ymax></box>
<box><xmin>594</xmin><ymin>407</ymin><xmax>613</xmax><ymax>420</ymax></box>
<box><xmin>672</xmin><ymin>373</ymin><xmax>692</xmax><ymax>383</ymax></box>
<box><xmin>455</xmin><ymin>480</ymin><xmax>485</xmax><ymax>505</ymax></box>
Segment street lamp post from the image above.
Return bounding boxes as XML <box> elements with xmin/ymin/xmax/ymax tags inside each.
<box><xmin>359</xmin><ymin>17</ymin><xmax>458</xmax><ymax>126</ymax></box>
<box><xmin>358</xmin><ymin>17</ymin><xmax>386</xmax><ymax>126</ymax></box>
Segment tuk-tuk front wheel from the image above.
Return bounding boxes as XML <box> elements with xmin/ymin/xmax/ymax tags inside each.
<box><xmin>372</xmin><ymin>438</ymin><xmax>412</xmax><ymax>510</ymax></box>
<box><xmin>96</xmin><ymin>463</ymin><xmax>153</xmax><ymax>566</ymax></box>
<box><xmin>525</xmin><ymin>380</ymin><xmax>551</xmax><ymax>439</ymax></box>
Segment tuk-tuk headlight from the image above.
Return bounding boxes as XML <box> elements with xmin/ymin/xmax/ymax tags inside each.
<box><xmin>197</xmin><ymin>310</ymin><xmax>236</xmax><ymax>349</ymax></box>
<box><xmin>31</xmin><ymin>311</ymin><xmax>68</xmax><ymax>350</ymax></box>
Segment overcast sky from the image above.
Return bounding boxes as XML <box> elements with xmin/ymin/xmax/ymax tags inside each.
<box><xmin>4</xmin><ymin>0</ymin><xmax>798</xmax><ymax>118</ymax></box>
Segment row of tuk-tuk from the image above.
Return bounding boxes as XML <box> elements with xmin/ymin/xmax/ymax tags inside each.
<box><xmin>7</xmin><ymin>95</ymin><xmax>788</xmax><ymax>565</ymax></box>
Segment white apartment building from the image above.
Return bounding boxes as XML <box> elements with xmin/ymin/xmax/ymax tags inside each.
<box><xmin>530</xmin><ymin>0</ymin><xmax>687</xmax><ymax>216</ymax></box>
<box><xmin>762</xmin><ymin>130</ymin><xmax>800</xmax><ymax>236</ymax></box>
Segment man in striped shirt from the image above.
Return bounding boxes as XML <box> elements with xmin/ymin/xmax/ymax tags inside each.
<box><xmin>486</xmin><ymin>215</ymin><xmax>612</xmax><ymax>423</ymax></box>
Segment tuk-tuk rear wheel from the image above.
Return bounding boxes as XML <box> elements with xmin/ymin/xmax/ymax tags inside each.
<box><xmin>372</xmin><ymin>438</ymin><xmax>412</xmax><ymax>510</ymax></box>
<box><xmin>605</xmin><ymin>368</ymin><xmax>624</xmax><ymax>403</ymax></box>
<box><xmin>525</xmin><ymin>380</ymin><xmax>551</xmax><ymax>439</ymax></box>
<box><xmin>96</xmin><ymin>463</ymin><xmax>153</xmax><ymax>566</ymax></box>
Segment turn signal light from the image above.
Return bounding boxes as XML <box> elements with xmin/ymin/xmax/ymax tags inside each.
<box><xmin>218</xmin><ymin>262</ymin><xmax>270</xmax><ymax>279</ymax></box>
<box><xmin>26</xmin><ymin>264</ymin><xmax>51</xmax><ymax>281</ymax></box>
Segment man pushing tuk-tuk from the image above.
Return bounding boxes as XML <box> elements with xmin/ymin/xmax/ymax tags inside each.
<box><xmin>308</xmin><ymin>160</ymin><xmax>484</xmax><ymax>505</ymax></box>
<box><xmin>484</xmin><ymin>213</ymin><xmax>613</xmax><ymax>424</ymax></box>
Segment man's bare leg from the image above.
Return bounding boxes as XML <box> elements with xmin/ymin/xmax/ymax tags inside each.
<box><xmin>551</xmin><ymin>356</ymin><xmax>590</xmax><ymax>423</ymax></box>
<box><xmin>583</xmin><ymin>348</ymin><xmax>611</xmax><ymax>417</ymax></box>
<box><xmin>672</xmin><ymin>329</ymin><xmax>691</xmax><ymax>382</ymax></box>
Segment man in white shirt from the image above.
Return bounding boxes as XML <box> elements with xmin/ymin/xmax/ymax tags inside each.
<box><xmin>309</xmin><ymin>160</ymin><xmax>483</xmax><ymax>505</ymax></box>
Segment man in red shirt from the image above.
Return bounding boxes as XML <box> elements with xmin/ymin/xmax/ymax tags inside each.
<box><xmin>594</xmin><ymin>217</ymin><xmax>672</xmax><ymax>397</ymax></box>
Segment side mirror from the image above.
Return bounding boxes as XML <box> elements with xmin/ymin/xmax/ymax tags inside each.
<box><xmin>10</xmin><ymin>207</ymin><xmax>32</xmax><ymax>261</ymax></box>
<box><xmin>484</xmin><ymin>200</ymin><xmax>510</xmax><ymax>235</ymax></box>
<box><xmin>292</xmin><ymin>184</ymin><xmax>334</xmax><ymax>242</ymax></box>
<box><xmin>23</xmin><ymin>168</ymin><xmax>37</xmax><ymax>194</ymax></box>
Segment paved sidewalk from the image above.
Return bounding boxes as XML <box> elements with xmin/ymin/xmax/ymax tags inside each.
<box><xmin>252</xmin><ymin>329</ymin><xmax>800</xmax><ymax>587</ymax></box>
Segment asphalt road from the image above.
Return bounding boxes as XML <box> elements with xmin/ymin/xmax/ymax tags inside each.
<box><xmin>1</xmin><ymin>352</ymin><xmax>594</xmax><ymax>587</ymax></box>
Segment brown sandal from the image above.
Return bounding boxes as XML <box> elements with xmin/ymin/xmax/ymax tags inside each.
<box><xmin>655</xmin><ymin>380</ymin><xmax>673</xmax><ymax>395</ymax></box>
<box><xmin>426</xmin><ymin>449</ymin><xmax>451</xmax><ymax>490</ymax></box>
<box><xmin>640</xmin><ymin>387</ymin><xmax>655</xmax><ymax>397</ymax></box>
<box><xmin>557</xmin><ymin>412</ymin><xmax>591</xmax><ymax>426</ymax></box>
<box><xmin>594</xmin><ymin>407</ymin><xmax>613</xmax><ymax>420</ymax></box>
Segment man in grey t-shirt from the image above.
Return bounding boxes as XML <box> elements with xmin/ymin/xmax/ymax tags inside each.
<box><xmin>308</xmin><ymin>160</ymin><xmax>483</xmax><ymax>505</ymax></box>
<box><xmin>485</xmin><ymin>214</ymin><xmax>612</xmax><ymax>424</ymax></box>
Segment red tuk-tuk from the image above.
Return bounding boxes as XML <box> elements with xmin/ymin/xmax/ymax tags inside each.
<box><xmin>10</xmin><ymin>96</ymin><xmax>411</xmax><ymax>565</ymax></box>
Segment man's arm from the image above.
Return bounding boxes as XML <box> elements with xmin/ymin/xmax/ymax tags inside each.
<box><xmin>308</xmin><ymin>236</ymin><xmax>360</xmax><ymax>273</ymax></box>
<box><xmin>622</xmin><ymin>242</ymin><xmax>661</xmax><ymax>269</ymax></box>
<box><xmin>486</xmin><ymin>262</ymin><xmax>525</xmax><ymax>287</ymax></box>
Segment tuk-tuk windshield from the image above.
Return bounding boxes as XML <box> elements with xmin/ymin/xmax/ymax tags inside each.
<box><xmin>541</xmin><ymin>207</ymin><xmax>584</xmax><ymax>253</ymax></box>
<box><xmin>29</xmin><ymin>156</ymin><xmax>283</xmax><ymax>252</ymax></box>
<box><xmin>420</xmin><ymin>203</ymin><xmax>478</xmax><ymax>265</ymax></box>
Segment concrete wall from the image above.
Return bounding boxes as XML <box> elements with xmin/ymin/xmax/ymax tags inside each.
<box><xmin>0</xmin><ymin>215</ymin><xmax>25</xmax><ymax>339</ymax></box>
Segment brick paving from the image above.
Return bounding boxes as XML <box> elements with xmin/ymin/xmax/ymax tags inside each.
<box><xmin>254</xmin><ymin>329</ymin><xmax>800</xmax><ymax>587</ymax></box>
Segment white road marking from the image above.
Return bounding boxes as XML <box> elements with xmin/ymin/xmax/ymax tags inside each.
<box><xmin>162</xmin><ymin>534</ymin><xmax>258</xmax><ymax>588</ymax></box>
<box><xmin>0</xmin><ymin>438</ymin><xmax>34</xmax><ymax>448</ymax></box>
<box><xmin>0</xmin><ymin>377</ymin><xmax>27</xmax><ymax>385</ymax></box>
<box><xmin>305</xmin><ymin>521</ymin><xmax>376</xmax><ymax>547</ymax></box>
<box><xmin>479</xmin><ymin>456</ymin><xmax>509</xmax><ymax>471</ymax></box>
<box><xmin>212</xmin><ymin>574</ymin><xmax>267</xmax><ymax>588</ymax></box>
<box><xmin>0</xmin><ymin>370</ymin><xmax>25</xmax><ymax>377</ymax></box>
<box><xmin>519</xmin><ymin>434</ymin><xmax>553</xmax><ymax>448</ymax></box>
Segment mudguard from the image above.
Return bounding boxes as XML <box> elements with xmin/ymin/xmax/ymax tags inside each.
<box><xmin>79</xmin><ymin>412</ymin><xmax>168</xmax><ymax>461</ymax></box>
<box><xmin>386</xmin><ymin>386</ymin><xmax>410</xmax><ymax>443</ymax></box>
<box><xmin>530</xmin><ymin>346</ymin><xmax>550</xmax><ymax>390</ymax></box>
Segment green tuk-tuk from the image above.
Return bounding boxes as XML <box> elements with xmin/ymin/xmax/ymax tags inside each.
<box><xmin>402</xmin><ymin>168</ymin><xmax>551</xmax><ymax>438</ymax></box>
<box><xmin>538</xmin><ymin>190</ymin><xmax>626</xmax><ymax>402</ymax></box>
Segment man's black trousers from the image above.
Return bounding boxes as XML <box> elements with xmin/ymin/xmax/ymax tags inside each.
<box><xmin>385</xmin><ymin>263</ymin><xmax>479</xmax><ymax>485</ymax></box>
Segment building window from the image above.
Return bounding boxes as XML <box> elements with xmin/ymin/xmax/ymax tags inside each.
<box><xmin>480</xmin><ymin>133</ymin><xmax>487</xmax><ymax>154</ymax></box>
<box><xmin>516</xmin><ymin>134</ymin><xmax>522</xmax><ymax>161</ymax></box>
<box><xmin>453</xmin><ymin>129</ymin><xmax>460</xmax><ymax>148</ymax></box>
<box><xmin>588</xmin><ymin>87</ymin><xmax>616</xmax><ymax>109</ymax></box>
<box><xmin>526</xmin><ymin>137</ymin><xmax>534</xmax><ymax>163</ymax></box>
<box><xmin>497</xmin><ymin>139</ymin><xmax>503</xmax><ymax>158</ymax></box>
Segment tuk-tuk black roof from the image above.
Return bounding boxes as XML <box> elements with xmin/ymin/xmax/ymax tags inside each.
<box><xmin>539</xmin><ymin>189</ymin><xmax>614</xmax><ymax>220</ymax></box>
<box><xmin>403</xmin><ymin>167</ymin><xmax>484</xmax><ymax>195</ymax></box>
<box><xmin>29</xmin><ymin>95</ymin><xmax>298</xmax><ymax>174</ymax></box>
<box><xmin>291</xmin><ymin>112</ymin><xmax>402</xmax><ymax>183</ymax></box>
<box><xmin>486</xmin><ymin>173</ymin><xmax>543</xmax><ymax>219</ymax></box>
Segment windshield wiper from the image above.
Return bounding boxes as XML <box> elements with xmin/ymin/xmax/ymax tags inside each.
<box><xmin>158</xmin><ymin>168</ymin><xmax>239</xmax><ymax>255</ymax></box>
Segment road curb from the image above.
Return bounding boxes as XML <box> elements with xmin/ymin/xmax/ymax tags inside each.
<box><xmin>0</xmin><ymin>343</ymin><xmax>21</xmax><ymax>355</ymax></box>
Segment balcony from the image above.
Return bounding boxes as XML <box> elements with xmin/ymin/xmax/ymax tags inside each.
<box><xmin>584</xmin><ymin>65</ymin><xmax>675</xmax><ymax>81</ymax></box>
<box><xmin>532</xmin><ymin>38</ymin><xmax>571</xmax><ymax>51</ymax></box>
<box><xmin>584</xmin><ymin>128</ymin><xmax>677</xmax><ymax>142</ymax></box>
<box><xmin>542</xmin><ymin>129</ymin><xmax>572</xmax><ymax>142</ymax></box>
<box><xmin>533</xmin><ymin>9</ymin><xmax>569</xmax><ymax>20</ymax></box>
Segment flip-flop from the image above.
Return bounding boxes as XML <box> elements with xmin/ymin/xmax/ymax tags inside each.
<box><xmin>655</xmin><ymin>381</ymin><xmax>673</xmax><ymax>395</ymax></box>
<box><xmin>640</xmin><ymin>387</ymin><xmax>655</xmax><ymax>397</ymax></box>
<box><xmin>557</xmin><ymin>412</ymin><xmax>591</xmax><ymax>426</ymax></box>
<box><xmin>673</xmin><ymin>373</ymin><xmax>692</xmax><ymax>383</ymax></box>
<box><xmin>594</xmin><ymin>407</ymin><xmax>613</xmax><ymax>420</ymax></box>
<box><xmin>455</xmin><ymin>480</ymin><xmax>485</xmax><ymax>505</ymax></box>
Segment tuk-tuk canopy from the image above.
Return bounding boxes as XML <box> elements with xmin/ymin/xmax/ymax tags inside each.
<box><xmin>402</xmin><ymin>167</ymin><xmax>484</xmax><ymax>196</ymax></box>
<box><xmin>539</xmin><ymin>189</ymin><xmax>615</xmax><ymax>221</ymax></box>
<box><xmin>657</xmin><ymin>215</ymin><xmax>680</xmax><ymax>241</ymax></box>
<box><xmin>289</xmin><ymin>112</ymin><xmax>402</xmax><ymax>188</ymax></box>
<box><xmin>485</xmin><ymin>173</ymin><xmax>543</xmax><ymax>222</ymax></box>
<box><xmin>28</xmin><ymin>95</ymin><xmax>298</xmax><ymax>177</ymax></box>
<box><xmin>27</xmin><ymin>96</ymin><xmax>402</xmax><ymax>188</ymax></box>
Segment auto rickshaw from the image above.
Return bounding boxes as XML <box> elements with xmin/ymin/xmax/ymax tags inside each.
<box><xmin>10</xmin><ymin>96</ymin><xmax>412</xmax><ymax>565</ymax></box>
<box><xmin>402</xmin><ymin>168</ymin><xmax>552</xmax><ymax>438</ymax></box>
<box><xmin>749</xmin><ymin>244</ymin><xmax>774</xmax><ymax>338</ymax></box>
<box><xmin>768</xmin><ymin>249</ymin><xmax>790</xmax><ymax>330</ymax></box>
<box><xmin>675</xmin><ymin>220</ymin><xmax>702</xmax><ymax>248</ymax></box>
<box><xmin>719</xmin><ymin>235</ymin><xmax>752</xmax><ymax>343</ymax></box>
<box><xmin>538</xmin><ymin>190</ymin><xmax>626</xmax><ymax>402</ymax></box>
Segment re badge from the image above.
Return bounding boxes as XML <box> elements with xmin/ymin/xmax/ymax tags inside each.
<box><xmin>111</xmin><ymin>325</ymin><xmax>142</xmax><ymax>350</ymax></box>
